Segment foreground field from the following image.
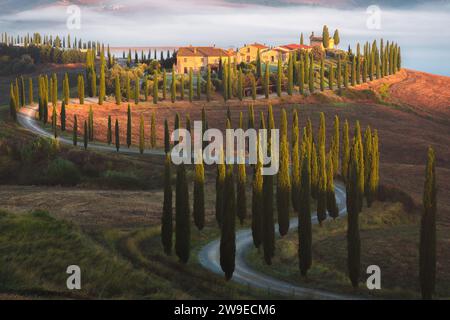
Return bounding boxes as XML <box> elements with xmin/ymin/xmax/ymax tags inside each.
<box><xmin>2</xmin><ymin>68</ymin><xmax>449</xmax><ymax>299</ymax></box>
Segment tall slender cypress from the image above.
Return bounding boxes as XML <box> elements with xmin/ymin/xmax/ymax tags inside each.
<box><xmin>277</xmin><ymin>109</ymin><xmax>291</xmax><ymax>236</ymax></box>
<box><xmin>298</xmin><ymin>154</ymin><xmax>312</xmax><ymax>276</ymax></box>
<box><xmin>164</xmin><ymin>119</ymin><xmax>170</xmax><ymax>154</ymax></box>
<box><xmin>237</xmin><ymin>158</ymin><xmax>247</xmax><ymax>225</ymax></box>
<box><xmin>60</xmin><ymin>101</ymin><xmax>66</xmax><ymax>131</ymax></box>
<box><xmin>175</xmin><ymin>163</ymin><xmax>191</xmax><ymax>264</ymax></box>
<box><xmin>220</xmin><ymin>165</ymin><xmax>236</xmax><ymax>280</ymax></box>
<box><xmin>252</xmin><ymin>149</ymin><xmax>263</xmax><ymax>248</ymax></box>
<box><xmin>194</xmin><ymin>153</ymin><xmax>205</xmax><ymax>231</ymax></box>
<box><xmin>73</xmin><ymin>115</ymin><xmax>78</xmax><ymax>146</ymax></box>
<box><xmin>115</xmin><ymin>75</ymin><xmax>121</xmax><ymax>105</ymax></box>
<box><xmin>162</xmin><ymin>154</ymin><xmax>173</xmax><ymax>255</ymax></box>
<box><xmin>342</xmin><ymin>120</ymin><xmax>350</xmax><ymax>182</ymax></box>
<box><xmin>153</xmin><ymin>72</ymin><xmax>158</xmax><ymax>104</ymax></box>
<box><xmin>115</xmin><ymin>119</ymin><xmax>120</xmax><ymax>152</ymax></box>
<box><xmin>420</xmin><ymin>147</ymin><xmax>437</xmax><ymax>300</ymax></box>
<box><xmin>83</xmin><ymin>120</ymin><xmax>88</xmax><ymax>150</ymax></box>
<box><xmin>127</xmin><ymin>104</ymin><xmax>132</xmax><ymax>148</ymax></box>
<box><xmin>216</xmin><ymin>149</ymin><xmax>226</xmax><ymax>227</ymax></box>
<box><xmin>107</xmin><ymin>115</ymin><xmax>112</xmax><ymax>145</ymax></box>
<box><xmin>264</xmin><ymin>62</ymin><xmax>270</xmax><ymax>99</ymax></box>
<box><xmin>327</xmin><ymin>152</ymin><xmax>339</xmax><ymax>219</ymax></box>
<box><xmin>150</xmin><ymin>112</ymin><xmax>157</xmax><ymax>148</ymax></box>
<box><xmin>277</xmin><ymin>59</ymin><xmax>282</xmax><ymax>97</ymax></box>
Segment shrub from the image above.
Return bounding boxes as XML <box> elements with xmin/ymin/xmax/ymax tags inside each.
<box><xmin>21</xmin><ymin>137</ymin><xmax>59</xmax><ymax>164</ymax></box>
<box><xmin>99</xmin><ymin>170</ymin><xmax>146</xmax><ymax>189</ymax></box>
<box><xmin>46</xmin><ymin>158</ymin><xmax>81</xmax><ymax>186</ymax></box>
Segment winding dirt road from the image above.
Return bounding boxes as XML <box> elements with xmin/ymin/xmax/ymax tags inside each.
<box><xmin>18</xmin><ymin>105</ymin><xmax>354</xmax><ymax>299</ymax></box>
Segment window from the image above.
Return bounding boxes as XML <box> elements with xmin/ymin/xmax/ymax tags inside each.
<box><xmin>247</xmin><ymin>48</ymin><xmax>250</xmax><ymax>53</ymax></box>
<box><xmin>184</xmin><ymin>67</ymin><xmax>188</xmax><ymax>74</ymax></box>
<box><xmin>271</xmin><ymin>56</ymin><xmax>274</xmax><ymax>63</ymax></box>
<box><xmin>184</xmin><ymin>58</ymin><xmax>187</xmax><ymax>63</ymax></box>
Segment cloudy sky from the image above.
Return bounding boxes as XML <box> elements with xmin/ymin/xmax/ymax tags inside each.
<box><xmin>1</xmin><ymin>0</ymin><xmax>449</xmax><ymax>75</ymax></box>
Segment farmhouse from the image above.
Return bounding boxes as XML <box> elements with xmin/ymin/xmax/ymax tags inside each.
<box><xmin>238</xmin><ymin>43</ymin><xmax>268</xmax><ymax>63</ymax></box>
<box><xmin>309</xmin><ymin>32</ymin><xmax>334</xmax><ymax>50</ymax></box>
<box><xmin>175</xmin><ymin>46</ymin><xmax>235</xmax><ymax>74</ymax></box>
<box><xmin>273</xmin><ymin>44</ymin><xmax>313</xmax><ymax>62</ymax></box>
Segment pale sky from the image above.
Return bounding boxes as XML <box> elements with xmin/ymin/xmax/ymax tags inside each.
<box><xmin>0</xmin><ymin>0</ymin><xmax>449</xmax><ymax>75</ymax></box>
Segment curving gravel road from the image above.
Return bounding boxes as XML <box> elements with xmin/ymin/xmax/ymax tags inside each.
<box><xmin>18</xmin><ymin>104</ymin><xmax>354</xmax><ymax>300</ymax></box>
<box><xmin>17</xmin><ymin>105</ymin><xmax>165</xmax><ymax>156</ymax></box>
<box><xmin>198</xmin><ymin>182</ymin><xmax>357</xmax><ymax>300</ymax></box>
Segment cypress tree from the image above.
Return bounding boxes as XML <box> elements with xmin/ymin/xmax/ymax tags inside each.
<box><xmin>298</xmin><ymin>153</ymin><xmax>312</xmax><ymax>276</ymax></box>
<box><xmin>115</xmin><ymin>119</ymin><xmax>120</xmax><ymax>152</ymax></box>
<box><xmin>90</xmin><ymin>67</ymin><xmax>97</xmax><ymax>98</ymax></box>
<box><xmin>189</xmin><ymin>68</ymin><xmax>194</xmax><ymax>102</ymax></box>
<box><xmin>337</xmin><ymin>56</ymin><xmax>342</xmax><ymax>89</ymax></box>
<box><xmin>331</xmin><ymin>115</ymin><xmax>340</xmax><ymax>175</ymax></box>
<box><xmin>264</xmin><ymin>62</ymin><xmax>270</xmax><ymax>99</ymax></box>
<box><xmin>115</xmin><ymin>75</ymin><xmax>121</xmax><ymax>105</ymax></box>
<box><xmin>308</xmin><ymin>54</ymin><xmax>314</xmax><ymax>94</ymax></box>
<box><xmin>151</xmin><ymin>112</ymin><xmax>157</xmax><ymax>148</ymax></box>
<box><xmin>139</xmin><ymin>114</ymin><xmax>145</xmax><ymax>154</ymax></box>
<box><xmin>346</xmin><ymin>143</ymin><xmax>362</xmax><ymax>288</ymax></box>
<box><xmin>134</xmin><ymin>77</ymin><xmax>140</xmax><ymax>104</ymax></box>
<box><xmin>63</xmin><ymin>73</ymin><xmax>70</xmax><ymax>104</ymax></box>
<box><xmin>73</xmin><ymin>115</ymin><xmax>78</xmax><ymax>146</ymax></box>
<box><xmin>88</xmin><ymin>106</ymin><xmax>94</xmax><ymax>141</ymax></box>
<box><xmin>216</xmin><ymin>149</ymin><xmax>226</xmax><ymax>227</ymax></box>
<box><xmin>327</xmin><ymin>152</ymin><xmax>339</xmax><ymax>219</ymax></box>
<box><xmin>171</xmin><ymin>71</ymin><xmax>176</xmax><ymax>103</ymax></box>
<box><xmin>180</xmin><ymin>74</ymin><xmax>185</xmax><ymax>101</ymax></box>
<box><xmin>193</xmin><ymin>153</ymin><xmax>205</xmax><ymax>230</ymax></box>
<box><xmin>288</xmin><ymin>53</ymin><xmax>294</xmax><ymax>95</ymax></box>
<box><xmin>320</xmin><ymin>58</ymin><xmax>325</xmax><ymax>91</ymax></box>
<box><xmin>237</xmin><ymin>158</ymin><xmax>247</xmax><ymax>225</ymax></box>
<box><xmin>20</xmin><ymin>76</ymin><xmax>25</xmax><ymax>107</ymax></box>
<box><xmin>143</xmin><ymin>76</ymin><xmax>149</xmax><ymax>101</ymax></box>
<box><xmin>354</xmin><ymin>121</ymin><xmax>365</xmax><ymax>212</ymax></box>
<box><xmin>60</xmin><ymin>101</ymin><xmax>66</xmax><ymax>131</ymax></box>
<box><xmin>52</xmin><ymin>106</ymin><xmax>58</xmax><ymax>138</ymax></box>
<box><xmin>317</xmin><ymin>144</ymin><xmax>327</xmax><ymax>225</ymax></box>
<box><xmin>292</xmin><ymin>110</ymin><xmax>300</xmax><ymax>211</ymax></box>
<box><xmin>78</xmin><ymin>74</ymin><xmax>84</xmax><ymax>104</ymax></box>
<box><xmin>367</xmin><ymin>130</ymin><xmax>379</xmax><ymax>207</ymax></box>
<box><xmin>83</xmin><ymin>120</ymin><xmax>88</xmax><ymax>150</ymax></box>
<box><xmin>126</xmin><ymin>75</ymin><xmax>131</xmax><ymax>102</ymax></box>
<box><xmin>340</xmin><ymin>60</ymin><xmax>348</xmax><ymax>89</ymax></box>
<box><xmin>329</xmin><ymin>63</ymin><xmax>334</xmax><ymax>91</ymax></box>
<box><xmin>206</xmin><ymin>66</ymin><xmax>212</xmax><ymax>102</ymax></box>
<box><xmin>28</xmin><ymin>77</ymin><xmax>33</xmax><ymax>105</ymax></box>
<box><xmin>196</xmin><ymin>72</ymin><xmax>201</xmax><ymax>100</ymax></box>
<box><xmin>342</xmin><ymin>120</ymin><xmax>350</xmax><ymax>182</ymax></box>
<box><xmin>164</xmin><ymin>119</ymin><xmax>170</xmax><ymax>154</ymax></box>
<box><xmin>127</xmin><ymin>104</ymin><xmax>132</xmax><ymax>148</ymax></box>
<box><xmin>351</xmin><ymin>55</ymin><xmax>356</xmax><ymax>86</ymax></box>
<box><xmin>277</xmin><ymin>109</ymin><xmax>291</xmax><ymax>236</ymax></box>
<box><xmin>420</xmin><ymin>147</ymin><xmax>437</xmax><ymax>300</ymax></box>
<box><xmin>220</xmin><ymin>165</ymin><xmax>236</xmax><ymax>280</ymax></box>
<box><xmin>248</xmin><ymin>104</ymin><xmax>255</xmax><ymax>129</ymax></box>
<box><xmin>173</xmin><ymin>113</ymin><xmax>180</xmax><ymax>147</ymax></box>
<box><xmin>277</xmin><ymin>59</ymin><xmax>282</xmax><ymax>97</ymax></box>
<box><xmin>107</xmin><ymin>115</ymin><xmax>112</xmax><ymax>145</ymax></box>
<box><xmin>299</xmin><ymin>61</ymin><xmax>305</xmax><ymax>95</ymax></box>
<box><xmin>175</xmin><ymin>163</ymin><xmax>190</xmax><ymax>264</ymax></box>
<box><xmin>363</xmin><ymin>126</ymin><xmax>373</xmax><ymax>205</ymax></box>
<box><xmin>322</xmin><ymin>25</ymin><xmax>330</xmax><ymax>49</ymax></box>
<box><xmin>162</xmin><ymin>154</ymin><xmax>173</xmax><ymax>255</ymax></box>
<box><xmin>153</xmin><ymin>72</ymin><xmax>158</xmax><ymax>104</ymax></box>
<box><xmin>262</xmin><ymin>106</ymin><xmax>275</xmax><ymax>264</ymax></box>
<box><xmin>237</xmin><ymin>68</ymin><xmax>243</xmax><ymax>101</ymax></box>
<box><xmin>99</xmin><ymin>62</ymin><xmax>105</xmax><ymax>105</ymax></box>
<box><xmin>163</xmin><ymin>70</ymin><xmax>167</xmax><ymax>100</ymax></box>
<box><xmin>251</xmin><ymin>74</ymin><xmax>256</xmax><ymax>100</ymax></box>
<box><xmin>256</xmin><ymin>49</ymin><xmax>262</xmax><ymax>79</ymax></box>
<box><xmin>333</xmin><ymin>29</ymin><xmax>340</xmax><ymax>47</ymax></box>
<box><xmin>311</xmin><ymin>142</ymin><xmax>318</xmax><ymax>198</ymax></box>
<box><xmin>252</xmin><ymin>151</ymin><xmax>263</xmax><ymax>248</ymax></box>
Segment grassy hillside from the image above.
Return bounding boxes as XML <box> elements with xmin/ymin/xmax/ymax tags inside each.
<box><xmin>0</xmin><ymin>209</ymin><xmax>172</xmax><ymax>299</ymax></box>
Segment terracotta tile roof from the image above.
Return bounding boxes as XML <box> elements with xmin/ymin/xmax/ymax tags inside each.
<box><xmin>247</xmin><ymin>43</ymin><xmax>268</xmax><ymax>49</ymax></box>
<box><xmin>279</xmin><ymin>44</ymin><xmax>313</xmax><ymax>50</ymax></box>
<box><xmin>178</xmin><ymin>46</ymin><xmax>232</xmax><ymax>57</ymax></box>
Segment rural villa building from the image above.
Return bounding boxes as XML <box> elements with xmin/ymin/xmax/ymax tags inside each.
<box><xmin>238</xmin><ymin>43</ymin><xmax>268</xmax><ymax>63</ymax></box>
<box><xmin>175</xmin><ymin>46</ymin><xmax>235</xmax><ymax>74</ymax></box>
<box><xmin>175</xmin><ymin>33</ymin><xmax>331</xmax><ymax>73</ymax></box>
<box><xmin>309</xmin><ymin>32</ymin><xmax>334</xmax><ymax>49</ymax></box>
